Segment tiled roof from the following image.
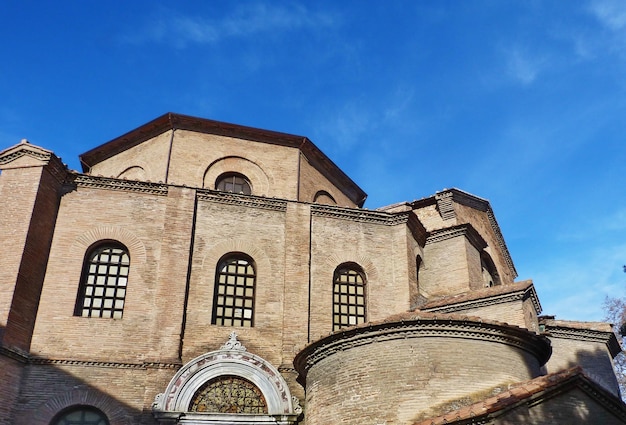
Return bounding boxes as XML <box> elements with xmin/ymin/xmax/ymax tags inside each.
<box><xmin>421</xmin><ymin>279</ymin><xmax>535</xmax><ymax>310</ymax></box>
<box><xmin>412</xmin><ymin>367</ymin><xmax>626</xmax><ymax>425</ymax></box>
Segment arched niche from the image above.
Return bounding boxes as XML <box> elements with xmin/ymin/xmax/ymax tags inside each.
<box><xmin>153</xmin><ymin>333</ymin><xmax>301</xmax><ymax>424</ymax></box>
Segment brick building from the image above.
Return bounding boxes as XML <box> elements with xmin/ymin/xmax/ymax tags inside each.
<box><xmin>0</xmin><ymin>112</ymin><xmax>624</xmax><ymax>424</ymax></box>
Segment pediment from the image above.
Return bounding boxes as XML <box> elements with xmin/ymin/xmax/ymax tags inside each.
<box><xmin>0</xmin><ymin>140</ymin><xmax>55</xmax><ymax>169</ymax></box>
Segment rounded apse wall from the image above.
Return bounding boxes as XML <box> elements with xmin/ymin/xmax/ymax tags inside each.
<box><xmin>294</xmin><ymin>312</ymin><xmax>551</xmax><ymax>425</ymax></box>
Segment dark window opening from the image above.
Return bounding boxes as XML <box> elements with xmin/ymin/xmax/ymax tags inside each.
<box><xmin>333</xmin><ymin>264</ymin><xmax>366</xmax><ymax>331</ymax></box>
<box><xmin>212</xmin><ymin>254</ymin><xmax>256</xmax><ymax>327</ymax></box>
<box><xmin>216</xmin><ymin>173</ymin><xmax>251</xmax><ymax>195</ymax></box>
<box><xmin>75</xmin><ymin>242</ymin><xmax>129</xmax><ymax>319</ymax></box>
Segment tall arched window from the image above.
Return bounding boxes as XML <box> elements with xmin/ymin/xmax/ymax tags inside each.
<box><xmin>481</xmin><ymin>252</ymin><xmax>501</xmax><ymax>288</ymax></box>
<box><xmin>212</xmin><ymin>254</ymin><xmax>256</xmax><ymax>327</ymax></box>
<box><xmin>215</xmin><ymin>172</ymin><xmax>251</xmax><ymax>195</ymax></box>
<box><xmin>333</xmin><ymin>263</ymin><xmax>366</xmax><ymax>331</ymax></box>
<box><xmin>51</xmin><ymin>406</ymin><xmax>109</xmax><ymax>425</ymax></box>
<box><xmin>75</xmin><ymin>242</ymin><xmax>130</xmax><ymax>319</ymax></box>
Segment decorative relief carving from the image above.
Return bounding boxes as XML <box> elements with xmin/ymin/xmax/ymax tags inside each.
<box><xmin>291</xmin><ymin>396</ymin><xmax>303</xmax><ymax>415</ymax></box>
<box><xmin>221</xmin><ymin>332</ymin><xmax>247</xmax><ymax>351</ymax></box>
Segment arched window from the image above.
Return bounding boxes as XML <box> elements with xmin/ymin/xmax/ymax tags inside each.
<box><xmin>51</xmin><ymin>406</ymin><xmax>109</xmax><ymax>425</ymax></box>
<box><xmin>189</xmin><ymin>375</ymin><xmax>268</xmax><ymax>414</ymax></box>
<box><xmin>75</xmin><ymin>242</ymin><xmax>130</xmax><ymax>319</ymax></box>
<box><xmin>215</xmin><ymin>172</ymin><xmax>251</xmax><ymax>195</ymax></box>
<box><xmin>313</xmin><ymin>190</ymin><xmax>337</xmax><ymax>205</ymax></box>
<box><xmin>481</xmin><ymin>252</ymin><xmax>501</xmax><ymax>288</ymax></box>
<box><xmin>212</xmin><ymin>254</ymin><xmax>256</xmax><ymax>327</ymax></box>
<box><xmin>333</xmin><ymin>263</ymin><xmax>366</xmax><ymax>331</ymax></box>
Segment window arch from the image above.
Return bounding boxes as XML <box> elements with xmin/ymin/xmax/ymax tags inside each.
<box><xmin>215</xmin><ymin>172</ymin><xmax>251</xmax><ymax>195</ymax></box>
<box><xmin>313</xmin><ymin>190</ymin><xmax>337</xmax><ymax>205</ymax></box>
<box><xmin>333</xmin><ymin>263</ymin><xmax>366</xmax><ymax>331</ymax></box>
<box><xmin>189</xmin><ymin>375</ymin><xmax>268</xmax><ymax>414</ymax></box>
<box><xmin>212</xmin><ymin>254</ymin><xmax>256</xmax><ymax>327</ymax></box>
<box><xmin>481</xmin><ymin>251</ymin><xmax>501</xmax><ymax>287</ymax></box>
<box><xmin>51</xmin><ymin>406</ymin><xmax>109</xmax><ymax>425</ymax></box>
<box><xmin>75</xmin><ymin>241</ymin><xmax>130</xmax><ymax>319</ymax></box>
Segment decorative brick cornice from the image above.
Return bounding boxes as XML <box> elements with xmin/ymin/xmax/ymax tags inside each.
<box><xmin>0</xmin><ymin>143</ymin><xmax>52</xmax><ymax>165</ymax></box>
<box><xmin>197</xmin><ymin>189</ymin><xmax>288</xmax><ymax>211</ymax></box>
<box><xmin>312</xmin><ymin>204</ymin><xmax>410</xmax><ymax>226</ymax></box>
<box><xmin>434</xmin><ymin>191</ymin><xmax>456</xmax><ymax>220</ymax></box>
<box><xmin>28</xmin><ymin>357</ymin><xmax>182</xmax><ymax>370</ymax></box>
<box><xmin>423</xmin><ymin>284</ymin><xmax>542</xmax><ymax>316</ymax></box>
<box><xmin>72</xmin><ymin>174</ymin><xmax>169</xmax><ymax>195</ymax></box>
<box><xmin>424</xmin><ymin>189</ymin><xmax>517</xmax><ymax>278</ymax></box>
<box><xmin>0</xmin><ymin>141</ymin><xmax>69</xmax><ymax>184</ymax></box>
<box><xmin>543</xmin><ymin>325</ymin><xmax>622</xmax><ymax>358</ymax></box>
<box><xmin>1</xmin><ymin>346</ymin><xmax>182</xmax><ymax>370</ymax></box>
<box><xmin>0</xmin><ymin>346</ymin><xmax>29</xmax><ymax>363</ymax></box>
<box><xmin>295</xmin><ymin>313</ymin><xmax>551</xmax><ymax>378</ymax></box>
<box><xmin>485</xmin><ymin>207</ymin><xmax>517</xmax><ymax>278</ymax></box>
<box><xmin>426</xmin><ymin>223</ymin><xmax>487</xmax><ymax>251</ymax></box>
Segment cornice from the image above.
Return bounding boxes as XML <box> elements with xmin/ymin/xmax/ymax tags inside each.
<box><xmin>543</xmin><ymin>325</ymin><xmax>622</xmax><ymax>357</ymax></box>
<box><xmin>311</xmin><ymin>204</ymin><xmax>411</xmax><ymax>226</ymax></box>
<box><xmin>434</xmin><ymin>191</ymin><xmax>456</xmax><ymax>220</ymax></box>
<box><xmin>72</xmin><ymin>174</ymin><xmax>169</xmax><ymax>196</ymax></box>
<box><xmin>79</xmin><ymin>112</ymin><xmax>366</xmax><ymax>207</ymax></box>
<box><xmin>0</xmin><ymin>143</ymin><xmax>52</xmax><ymax>165</ymax></box>
<box><xmin>0</xmin><ymin>346</ymin><xmax>29</xmax><ymax>363</ymax></box>
<box><xmin>29</xmin><ymin>357</ymin><xmax>182</xmax><ymax>370</ymax></box>
<box><xmin>197</xmin><ymin>190</ymin><xmax>288</xmax><ymax>212</ymax></box>
<box><xmin>295</xmin><ymin>315</ymin><xmax>551</xmax><ymax>378</ymax></box>
<box><xmin>426</xmin><ymin>223</ymin><xmax>487</xmax><ymax>251</ymax></box>
<box><xmin>1</xmin><ymin>347</ymin><xmax>181</xmax><ymax>370</ymax></box>
<box><xmin>0</xmin><ymin>142</ymin><xmax>69</xmax><ymax>185</ymax></box>
<box><xmin>423</xmin><ymin>284</ymin><xmax>542</xmax><ymax>316</ymax></box>
<box><xmin>426</xmin><ymin>189</ymin><xmax>517</xmax><ymax>278</ymax></box>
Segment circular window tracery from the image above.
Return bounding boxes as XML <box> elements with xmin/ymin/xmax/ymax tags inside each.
<box><xmin>189</xmin><ymin>375</ymin><xmax>268</xmax><ymax>414</ymax></box>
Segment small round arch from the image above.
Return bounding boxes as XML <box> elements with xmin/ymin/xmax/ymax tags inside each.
<box><xmin>313</xmin><ymin>190</ymin><xmax>337</xmax><ymax>205</ymax></box>
<box><xmin>215</xmin><ymin>172</ymin><xmax>252</xmax><ymax>195</ymax></box>
<box><xmin>50</xmin><ymin>405</ymin><xmax>109</xmax><ymax>425</ymax></box>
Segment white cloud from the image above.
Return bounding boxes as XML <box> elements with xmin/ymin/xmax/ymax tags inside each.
<box><xmin>121</xmin><ymin>4</ymin><xmax>336</xmax><ymax>48</ymax></box>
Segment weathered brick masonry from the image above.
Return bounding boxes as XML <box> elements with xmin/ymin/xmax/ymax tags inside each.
<box><xmin>0</xmin><ymin>113</ymin><xmax>624</xmax><ymax>424</ymax></box>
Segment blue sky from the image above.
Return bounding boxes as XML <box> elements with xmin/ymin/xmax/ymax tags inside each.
<box><xmin>2</xmin><ymin>1</ymin><xmax>626</xmax><ymax>322</ymax></box>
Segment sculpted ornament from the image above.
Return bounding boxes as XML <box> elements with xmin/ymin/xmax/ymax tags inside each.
<box><xmin>220</xmin><ymin>332</ymin><xmax>246</xmax><ymax>351</ymax></box>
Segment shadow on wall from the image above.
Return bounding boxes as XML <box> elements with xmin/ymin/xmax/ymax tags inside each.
<box><xmin>0</xmin><ymin>323</ymin><xmax>149</xmax><ymax>425</ymax></box>
<box><xmin>564</xmin><ymin>346</ymin><xmax>622</xmax><ymax>398</ymax></box>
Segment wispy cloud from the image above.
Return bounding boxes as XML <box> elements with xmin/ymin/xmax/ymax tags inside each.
<box><xmin>587</xmin><ymin>0</ymin><xmax>626</xmax><ymax>57</ymax></box>
<box><xmin>588</xmin><ymin>0</ymin><xmax>626</xmax><ymax>32</ymax></box>
<box><xmin>503</xmin><ymin>46</ymin><xmax>547</xmax><ymax>86</ymax></box>
<box><xmin>531</xmin><ymin>243</ymin><xmax>626</xmax><ymax>321</ymax></box>
<box><xmin>120</xmin><ymin>4</ymin><xmax>336</xmax><ymax>48</ymax></box>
